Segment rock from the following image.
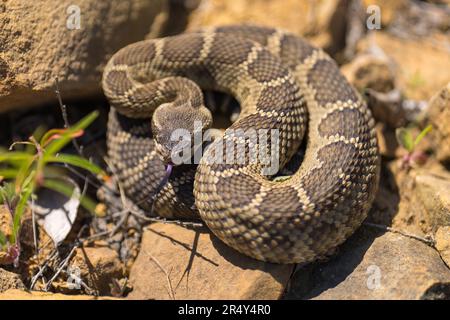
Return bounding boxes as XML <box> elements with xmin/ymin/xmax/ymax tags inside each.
<box><xmin>381</xmin><ymin>160</ymin><xmax>450</xmax><ymax>236</ymax></box>
<box><xmin>0</xmin><ymin>206</ymin><xmax>12</xmax><ymax>239</ymax></box>
<box><xmin>375</xmin><ymin>123</ymin><xmax>399</xmax><ymax>158</ymax></box>
<box><xmin>427</xmin><ymin>0</ymin><xmax>450</xmax><ymax>5</ymax></box>
<box><xmin>366</xmin><ymin>89</ymin><xmax>406</xmax><ymax>128</ymax></box>
<box><xmin>341</xmin><ymin>53</ymin><xmax>407</xmax><ymax>127</ymax></box>
<box><xmin>390</xmin><ymin>0</ymin><xmax>450</xmax><ymax>36</ymax></box>
<box><xmin>0</xmin><ymin>289</ymin><xmax>119</xmax><ymax>300</ymax></box>
<box><xmin>363</xmin><ymin>0</ymin><xmax>449</xmax><ymax>32</ymax></box>
<box><xmin>68</xmin><ymin>246</ymin><xmax>124</xmax><ymax>296</ymax></box>
<box><xmin>341</xmin><ymin>54</ymin><xmax>396</xmax><ymax>94</ymax></box>
<box><xmin>368</xmin><ymin>161</ymin><xmax>402</xmax><ymax>228</ymax></box>
<box><xmin>187</xmin><ymin>0</ymin><xmax>345</xmax><ymax>51</ymax></box>
<box><xmin>373</xmin><ymin>162</ymin><xmax>450</xmax><ymax>238</ymax></box>
<box><xmin>414</xmin><ymin>173</ymin><xmax>450</xmax><ymax>232</ymax></box>
<box><xmin>0</xmin><ymin>205</ymin><xmax>35</xmax><ymax>248</ymax></box>
<box><xmin>127</xmin><ymin>223</ymin><xmax>294</xmax><ymax>300</ymax></box>
<box><xmin>287</xmin><ymin>229</ymin><xmax>450</xmax><ymax>300</ymax></box>
<box><xmin>425</xmin><ymin>83</ymin><xmax>450</xmax><ymax>164</ymax></box>
<box><xmin>435</xmin><ymin>226</ymin><xmax>450</xmax><ymax>268</ymax></box>
<box><xmin>0</xmin><ymin>0</ymin><xmax>169</xmax><ymax>113</ymax></box>
<box><xmin>362</xmin><ymin>0</ymin><xmax>409</xmax><ymax>26</ymax></box>
<box><xmin>0</xmin><ymin>268</ymin><xmax>25</xmax><ymax>293</ymax></box>
<box><xmin>428</xmin><ymin>0</ymin><xmax>450</xmax><ymax>4</ymax></box>
<box><xmin>355</xmin><ymin>32</ymin><xmax>450</xmax><ymax>101</ymax></box>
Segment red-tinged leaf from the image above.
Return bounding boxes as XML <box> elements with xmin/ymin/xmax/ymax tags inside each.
<box><xmin>42</xmin><ymin>129</ymin><xmax>84</xmax><ymax>147</ymax></box>
<box><xmin>44</xmin><ymin>111</ymin><xmax>98</xmax><ymax>155</ymax></box>
<box><xmin>0</xmin><ymin>244</ymin><xmax>20</xmax><ymax>266</ymax></box>
<box><xmin>411</xmin><ymin>150</ymin><xmax>428</xmax><ymax>166</ymax></box>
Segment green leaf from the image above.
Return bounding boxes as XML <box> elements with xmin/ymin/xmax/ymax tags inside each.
<box><xmin>43</xmin><ymin>178</ymin><xmax>97</xmax><ymax>214</ymax></box>
<box><xmin>46</xmin><ymin>154</ymin><xmax>104</xmax><ymax>175</ymax></box>
<box><xmin>0</xmin><ymin>182</ymin><xmax>16</xmax><ymax>205</ymax></box>
<box><xmin>413</xmin><ymin>124</ymin><xmax>432</xmax><ymax>147</ymax></box>
<box><xmin>396</xmin><ymin>128</ymin><xmax>414</xmax><ymax>152</ymax></box>
<box><xmin>0</xmin><ymin>169</ymin><xmax>20</xmax><ymax>180</ymax></box>
<box><xmin>21</xmin><ymin>169</ymin><xmax>36</xmax><ymax>191</ymax></box>
<box><xmin>44</xmin><ymin>111</ymin><xmax>99</xmax><ymax>156</ymax></box>
<box><xmin>13</xmin><ymin>157</ymin><xmax>36</xmax><ymax>194</ymax></box>
<box><xmin>41</xmin><ymin>129</ymin><xmax>83</xmax><ymax>147</ymax></box>
<box><xmin>10</xmin><ymin>179</ymin><xmax>34</xmax><ymax>244</ymax></box>
<box><xmin>0</xmin><ymin>230</ymin><xmax>6</xmax><ymax>247</ymax></box>
<box><xmin>0</xmin><ymin>152</ymin><xmax>33</xmax><ymax>163</ymax></box>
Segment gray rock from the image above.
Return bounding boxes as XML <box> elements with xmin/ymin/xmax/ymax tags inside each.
<box><xmin>0</xmin><ymin>268</ymin><xmax>25</xmax><ymax>293</ymax></box>
<box><xmin>415</xmin><ymin>173</ymin><xmax>450</xmax><ymax>231</ymax></box>
<box><xmin>286</xmin><ymin>228</ymin><xmax>450</xmax><ymax>300</ymax></box>
<box><xmin>435</xmin><ymin>226</ymin><xmax>450</xmax><ymax>268</ymax></box>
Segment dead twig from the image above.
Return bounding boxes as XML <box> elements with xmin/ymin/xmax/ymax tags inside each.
<box><xmin>40</xmin><ymin>225</ymin><xmax>88</xmax><ymax>292</ymax></box>
<box><xmin>31</xmin><ymin>195</ymin><xmax>38</xmax><ymax>256</ymax></box>
<box><xmin>60</xmin><ymin>268</ymin><xmax>95</xmax><ymax>295</ymax></box>
<box><xmin>139</xmin><ymin>215</ymin><xmax>203</xmax><ymax>228</ymax></box>
<box><xmin>144</xmin><ymin>250</ymin><xmax>176</xmax><ymax>300</ymax></box>
<box><xmin>363</xmin><ymin>222</ymin><xmax>435</xmax><ymax>246</ymax></box>
<box><xmin>54</xmin><ymin>77</ymin><xmax>84</xmax><ymax>156</ymax></box>
<box><xmin>29</xmin><ymin>249</ymin><xmax>59</xmax><ymax>290</ymax></box>
<box><xmin>44</xmin><ymin>245</ymin><xmax>78</xmax><ymax>291</ymax></box>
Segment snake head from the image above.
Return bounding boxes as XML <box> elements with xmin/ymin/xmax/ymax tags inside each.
<box><xmin>151</xmin><ymin>102</ymin><xmax>212</xmax><ymax>165</ymax></box>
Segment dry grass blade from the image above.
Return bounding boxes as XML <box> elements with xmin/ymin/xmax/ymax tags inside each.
<box><xmin>143</xmin><ymin>250</ymin><xmax>176</xmax><ymax>300</ymax></box>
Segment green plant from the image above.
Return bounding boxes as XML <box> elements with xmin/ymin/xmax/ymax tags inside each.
<box><xmin>0</xmin><ymin>111</ymin><xmax>106</xmax><ymax>266</ymax></box>
<box><xmin>408</xmin><ymin>71</ymin><xmax>426</xmax><ymax>90</ymax></box>
<box><xmin>396</xmin><ymin>124</ymin><xmax>432</xmax><ymax>169</ymax></box>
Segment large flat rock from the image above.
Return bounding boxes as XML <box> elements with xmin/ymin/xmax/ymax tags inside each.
<box><xmin>187</xmin><ymin>0</ymin><xmax>345</xmax><ymax>52</ymax></box>
<box><xmin>287</xmin><ymin>228</ymin><xmax>450</xmax><ymax>300</ymax></box>
<box><xmin>127</xmin><ymin>223</ymin><xmax>294</xmax><ymax>300</ymax></box>
<box><xmin>0</xmin><ymin>289</ymin><xmax>118</xmax><ymax>300</ymax></box>
<box><xmin>426</xmin><ymin>83</ymin><xmax>450</xmax><ymax>164</ymax></box>
<box><xmin>415</xmin><ymin>172</ymin><xmax>450</xmax><ymax>231</ymax></box>
<box><xmin>0</xmin><ymin>0</ymin><xmax>168</xmax><ymax>113</ymax></box>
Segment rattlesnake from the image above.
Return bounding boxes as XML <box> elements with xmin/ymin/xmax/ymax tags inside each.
<box><xmin>102</xmin><ymin>25</ymin><xmax>380</xmax><ymax>264</ymax></box>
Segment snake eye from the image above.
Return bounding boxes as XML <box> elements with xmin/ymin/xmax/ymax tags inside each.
<box><xmin>154</xmin><ymin>130</ymin><xmax>195</xmax><ymax>165</ymax></box>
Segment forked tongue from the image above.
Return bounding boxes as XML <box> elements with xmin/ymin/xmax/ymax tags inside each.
<box><xmin>150</xmin><ymin>163</ymin><xmax>173</xmax><ymax>216</ymax></box>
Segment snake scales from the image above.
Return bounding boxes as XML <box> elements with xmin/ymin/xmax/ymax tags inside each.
<box><xmin>102</xmin><ymin>25</ymin><xmax>380</xmax><ymax>264</ymax></box>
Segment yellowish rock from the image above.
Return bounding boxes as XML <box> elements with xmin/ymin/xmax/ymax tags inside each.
<box><xmin>426</xmin><ymin>83</ymin><xmax>450</xmax><ymax>164</ymax></box>
<box><xmin>69</xmin><ymin>246</ymin><xmax>124</xmax><ymax>296</ymax></box>
<box><xmin>0</xmin><ymin>0</ymin><xmax>168</xmax><ymax>113</ymax></box>
<box><xmin>0</xmin><ymin>289</ymin><xmax>119</xmax><ymax>300</ymax></box>
<box><xmin>0</xmin><ymin>268</ymin><xmax>25</xmax><ymax>293</ymax></box>
<box><xmin>362</xmin><ymin>0</ymin><xmax>409</xmax><ymax>26</ymax></box>
<box><xmin>356</xmin><ymin>33</ymin><xmax>450</xmax><ymax>100</ymax></box>
<box><xmin>341</xmin><ymin>54</ymin><xmax>396</xmax><ymax>93</ymax></box>
<box><xmin>375</xmin><ymin>123</ymin><xmax>399</xmax><ymax>158</ymax></box>
<box><xmin>127</xmin><ymin>223</ymin><xmax>294</xmax><ymax>300</ymax></box>
<box><xmin>414</xmin><ymin>173</ymin><xmax>450</xmax><ymax>232</ymax></box>
<box><xmin>0</xmin><ymin>206</ymin><xmax>12</xmax><ymax>240</ymax></box>
<box><xmin>435</xmin><ymin>226</ymin><xmax>450</xmax><ymax>268</ymax></box>
<box><xmin>188</xmin><ymin>0</ymin><xmax>342</xmax><ymax>49</ymax></box>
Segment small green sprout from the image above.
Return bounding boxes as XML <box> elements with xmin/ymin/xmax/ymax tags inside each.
<box><xmin>0</xmin><ymin>111</ymin><xmax>107</xmax><ymax>266</ymax></box>
<box><xmin>396</xmin><ymin>124</ymin><xmax>432</xmax><ymax>169</ymax></box>
<box><xmin>408</xmin><ymin>71</ymin><xmax>426</xmax><ymax>90</ymax></box>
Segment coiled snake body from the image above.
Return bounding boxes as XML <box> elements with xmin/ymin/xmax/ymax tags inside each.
<box><xmin>102</xmin><ymin>25</ymin><xmax>380</xmax><ymax>264</ymax></box>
